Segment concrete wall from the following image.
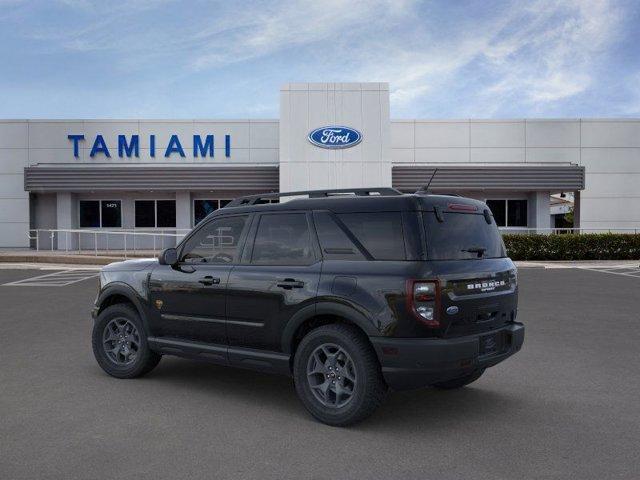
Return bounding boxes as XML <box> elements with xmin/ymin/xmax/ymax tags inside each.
<box><xmin>392</xmin><ymin>118</ymin><xmax>640</xmax><ymax>231</ymax></box>
<box><xmin>1</xmin><ymin>114</ymin><xmax>639</xmax><ymax>248</ymax></box>
<box><xmin>579</xmin><ymin>120</ymin><xmax>640</xmax><ymax>230</ymax></box>
<box><xmin>279</xmin><ymin>83</ymin><xmax>391</xmax><ymax>191</ymax></box>
<box><xmin>0</xmin><ymin>121</ymin><xmax>30</xmax><ymax>247</ymax></box>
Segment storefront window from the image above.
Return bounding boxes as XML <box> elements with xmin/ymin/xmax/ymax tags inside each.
<box><xmin>80</xmin><ymin>200</ymin><xmax>121</xmax><ymax>228</ymax></box>
<box><xmin>79</xmin><ymin>201</ymin><xmax>100</xmax><ymax>228</ymax></box>
<box><xmin>193</xmin><ymin>199</ymin><xmax>232</xmax><ymax>225</ymax></box>
<box><xmin>135</xmin><ymin>200</ymin><xmax>176</xmax><ymax>228</ymax></box>
<box><xmin>157</xmin><ymin>200</ymin><xmax>176</xmax><ymax>228</ymax></box>
<box><xmin>486</xmin><ymin>199</ymin><xmax>528</xmax><ymax>227</ymax></box>
<box><xmin>101</xmin><ymin>201</ymin><xmax>122</xmax><ymax>228</ymax></box>
<box><xmin>135</xmin><ymin>201</ymin><xmax>155</xmax><ymax>228</ymax></box>
<box><xmin>507</xmin><ymin>200</ymin><xmax>528</xmax><ymax>227</ymax></box>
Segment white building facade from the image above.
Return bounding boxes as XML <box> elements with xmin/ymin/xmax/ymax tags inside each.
<box><xmin>1</xmin><ymin>82</ymin><xmax>638</xmax><ymax>249</ymax></box>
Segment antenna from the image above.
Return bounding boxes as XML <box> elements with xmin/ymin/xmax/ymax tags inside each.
<box><xmin>417</xmin><ymin>168</ymin><xmax>438</xmax><ymax>193</ymax></box>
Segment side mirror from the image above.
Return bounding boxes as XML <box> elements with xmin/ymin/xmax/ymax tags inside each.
<box><xmin>158</xmin><ymin>247</ymin><xmax>178</xmax><ymax>266</ymax></box>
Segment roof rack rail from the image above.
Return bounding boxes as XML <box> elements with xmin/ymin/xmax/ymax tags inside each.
<box><xmin>415</xmin><ymin>190</ymin><xmax>462</xmax><ymax>197</ymax></box>
<box><xmin>225</xmin><ymin>187</ymin><xmax>403</xmax><ymax>207</ymax></box>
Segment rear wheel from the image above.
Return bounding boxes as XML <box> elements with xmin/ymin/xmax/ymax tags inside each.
<box><xmin>92</xmin><ymin>304</ymin><xmax>161</xmax><ymax>379</ymax></box>
<box><xmin>431</xmin><ymin>368</ymin><xmax>485</xmax><ymax>390</ymax></box>
<box><xmin>293</xmin><ymin>324</ymin><xmax>387</xmax><ymax>426</ymax></box>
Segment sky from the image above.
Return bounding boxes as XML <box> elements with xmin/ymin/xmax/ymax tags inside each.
<box><xmin>0</xmin><ymin>0</ymin><xmax>639</xmax><ymax>119</ymax></box>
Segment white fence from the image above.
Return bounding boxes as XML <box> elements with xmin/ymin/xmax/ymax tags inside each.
<box><xmin>26</xmin><ymin>227</ymin><xmax>640</xmax><ymax>257</ymax></box>
<box><xmin>28</xmin><ymin>228</ymin><xmax>191</xmax><ymax>257</ymax></box>
<box><xmin>498</xmin><ymin>228</ymin><xmax>640</xmax><ymax>235</ymax></box>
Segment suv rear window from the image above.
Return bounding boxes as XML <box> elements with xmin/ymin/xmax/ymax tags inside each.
<box><xmin>423</xmin><ymin>212</ymin><xmax>506</xmax><ymax>260</ymax></box>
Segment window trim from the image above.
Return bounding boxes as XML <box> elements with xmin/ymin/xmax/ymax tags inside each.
<box><xmin>133</xmin><ymin>198</ymin><xmax>176</xmax><ymax>229</ymax></box>
<box><xmin>78</xmin><ymin>199</ymin><xmax>123</xmax><ymax>229</ymax></box>
<box><xmin>176</xmin><ymin>212</ymin><xmax>252</xmax><ymax>265</ymax></box>
<box><xmin>244</xmin><ymin>211</ymin><xmax>320</xmax><ymax>267</ymax></box>
<box><xmin>484</xmin><ymin>198</ymin><xmax>529</xmax><ymax>228</ymax></box>
<box><xmin>311</xmin><ymin>210</ymin><xmax>373</xmax><ymax>261</ymax></box>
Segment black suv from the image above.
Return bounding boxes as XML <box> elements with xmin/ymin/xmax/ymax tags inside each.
<box><xmin>91</xmin><ymin>188</ymin><xmax>524</xmax><ymax>426</ymax></box>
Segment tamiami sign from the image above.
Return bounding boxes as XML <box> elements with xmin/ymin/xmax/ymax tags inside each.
<box><xmin>67</xmin><ymin>134</ymin><xmax>232</xmax><ymax>158</ymax></box>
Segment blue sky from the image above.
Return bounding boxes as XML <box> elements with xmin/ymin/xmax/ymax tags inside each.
<box><xmin>1</xmin><ymin>0</ymin><xmax>639</xmax><ymax>119</ymax></box>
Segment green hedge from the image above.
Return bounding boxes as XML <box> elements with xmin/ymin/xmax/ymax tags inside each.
<box><xmin>502</xmin><ymin>233</ymin><xmax>640</xmax><ymax>261</ymax></box>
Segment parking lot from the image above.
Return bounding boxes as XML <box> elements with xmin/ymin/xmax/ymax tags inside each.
<box><xmin>1</xmin><ymin>265</ymin><xmax>639</xmax><ymax>479</ymax></box>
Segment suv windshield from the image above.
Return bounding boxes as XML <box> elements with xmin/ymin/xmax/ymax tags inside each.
<box><xmin>423</xmin><ymin>212</ymin><xmax>506</xmax><ymax>260</ymax></box>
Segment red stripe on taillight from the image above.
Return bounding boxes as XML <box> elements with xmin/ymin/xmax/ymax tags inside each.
<box><xmin>448</xmin><ymin>203</ymin><xmax>477</xmax><ymax>212</ymax></box>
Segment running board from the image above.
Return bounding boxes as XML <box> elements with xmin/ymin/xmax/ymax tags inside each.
<box><xmin>147</xmin><ymin>337</ymin><xmax>291</xmax><ymax>376</ymax></box>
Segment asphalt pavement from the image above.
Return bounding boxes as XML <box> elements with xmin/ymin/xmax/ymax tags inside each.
<box><xmin>0</xmin><ymin>266</ymin><xmax>639</xmax><ymax>479</ymax></box>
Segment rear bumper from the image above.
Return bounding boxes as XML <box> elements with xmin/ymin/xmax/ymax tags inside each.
<box><xmin>370</xmin><ymin>323</ymin><xmax>524</xmax><ymax>391</ymax></box>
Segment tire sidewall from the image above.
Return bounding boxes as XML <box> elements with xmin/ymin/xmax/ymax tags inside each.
<box><xmin>92</xmin><ymin>304</ymin><xmax>153</xmax><ymax>378</ymax></box>
<box><xmin>293</xmin><ymin>327</ymin><xmax>376</xmax><ymax>425</ymax></box>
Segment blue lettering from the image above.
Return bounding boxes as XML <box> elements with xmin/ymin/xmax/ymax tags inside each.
<box><xmin>164</xmin><ymin>134</ymin><xmax>185</xmax><ymax>158</ymax></box>
<box><xmin>193</xmin><ymin>134</ymin><xmax>214</xmax><ymax>157</ymax></box>
<box><xmin>150</xmin><ymin>135</ymin><xmax>155</xmax><ymax>157</ymax></box>
<box><xmin>67</xmin><ymin>134</ymin><xmax>84</xmax><ymax>158</ymax></box>
<box><xmin>118</xmin><ymin>135</ymin><xmax>139</xmax><ymax>157</ymax></box>
<box><xmin>225</xmin><ymin>134</ymin><xmax>231</xmax><ymax>158</ymax></box>
<box><xmin>90</xmin><ymin>134</ymin><xmax>111</xmax><ymax>158</ymax></box>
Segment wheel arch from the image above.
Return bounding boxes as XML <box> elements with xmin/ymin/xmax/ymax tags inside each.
<box><xmin>282</xmin><ymin>302</ymin><xmax>380</xmax><ymax>356</ymax></box>
<box><xmin>96</xmin><ymin>283</ymin><xmax>150</xmax><ymax>333</ymax></box>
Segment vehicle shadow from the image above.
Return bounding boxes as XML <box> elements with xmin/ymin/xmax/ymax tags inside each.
<box><xmin>133</xmin><ymin>356</ymin><xmax>526</xmax><ymax>431</ymax></box>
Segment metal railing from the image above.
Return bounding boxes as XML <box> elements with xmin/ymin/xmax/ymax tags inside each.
<box><xmin>498</xmin><ymin>227</ymin><xmax>639</xmax><ymax>235</ymax></box>
<box><xmin>27</xmin><ymin>228</ymin><xmax>191</xmax><ymax>258</ymax></box>
<box><xmin>25</xmin><ymin>227</ymin><xmax>640</xmax><ymax>257</ymax></box>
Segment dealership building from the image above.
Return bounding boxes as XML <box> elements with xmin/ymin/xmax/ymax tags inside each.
<box><xmin>0</xmin><ymin>82</ymin><xmax>638</xmax><ymax>249</ymax></box>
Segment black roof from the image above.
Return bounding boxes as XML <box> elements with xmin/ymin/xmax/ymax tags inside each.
<box><xmin>214</xmin><ymin>188</ymin><xmax>489</xmax><ymax>216</ymax></box>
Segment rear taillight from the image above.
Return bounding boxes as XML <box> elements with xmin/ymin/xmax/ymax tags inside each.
<box><xmin>407</xmin><ymin>280</ymin><xmax>440</xmax><ymax>327</ymax></box>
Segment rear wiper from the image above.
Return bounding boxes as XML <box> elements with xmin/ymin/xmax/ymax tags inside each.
<box><xmin>461</xmin><ymin>247</ymin><xmax>487</xmax><ymax>258</ymax></box>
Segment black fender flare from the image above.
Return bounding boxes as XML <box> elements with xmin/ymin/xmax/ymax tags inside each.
<box><xmin>95</xmin><ymin>282</ymin><xmax>151</xmax><ymax>334</ymax></box>
<box><xmin>280</xmin><ymin>301</ymin><xmax>379</xmax><ymax>354</ymax></box>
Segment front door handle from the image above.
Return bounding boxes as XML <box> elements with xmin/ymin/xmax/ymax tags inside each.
<box><xmin>198</xmin><ymin>276</ymin><xmax>220</xmax><ymax>286</ymax></box>
<box><xmin>277</xmin><ymin>278</ymin><xmax>304</xmax><ymax>289</ymax></box>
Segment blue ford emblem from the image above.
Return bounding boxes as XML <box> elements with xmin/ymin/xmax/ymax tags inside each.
<box><xmin>446</xmin><ymin>306</ymin><xmax>459</xmax><ymax>315</ymax></box>
<box><xmin>308</xmin><ymin>126</ymin><xmax>362</xmax><ymax>149</ymax></box>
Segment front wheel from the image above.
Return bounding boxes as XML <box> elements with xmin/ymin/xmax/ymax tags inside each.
<box><xmin>293</xmin><ymin>324</ymin><xmax>387</xmax><ymax>426</ymax></box>
<box><xmin>431</xmin><ymin>369</ymin><xmax>485</xmax><ymax>390</ymax></box>
<box><xmin>92</xmin><ymin>304</ymin><xmax>161</xmax><ymax>379</ymax></box>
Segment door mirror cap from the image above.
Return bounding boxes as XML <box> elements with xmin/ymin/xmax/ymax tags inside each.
<box><xmin>159</xmin><ymin>247</ymin><xmax>178</xmax><ymax>266</ymax></box>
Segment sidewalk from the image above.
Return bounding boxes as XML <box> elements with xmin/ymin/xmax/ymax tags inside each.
<box><xmin>0</xmin><ymin>249</ymin><xmax>154</xmax><ymax>265</ymax></box>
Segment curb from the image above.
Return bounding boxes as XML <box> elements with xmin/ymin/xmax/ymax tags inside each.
<box><xmin>0</xmin><ymin>255</ymin><xmax>128</xmax><ymax>266</ymax></box>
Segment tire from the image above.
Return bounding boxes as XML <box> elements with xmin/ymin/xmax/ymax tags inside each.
<box><xmin>293</xmin><ymin>324</ymin><xmax>387</xmax><ymax>427</ymax></box>
<box><xmin>92</xmin><ymin>303</ymin><xmax>161</xmax><ymax>379</ymax></box>
<box><xmin>431</xmin><ymin>368</ymin><xmax>485</xmax><ymax>390</ymax></box>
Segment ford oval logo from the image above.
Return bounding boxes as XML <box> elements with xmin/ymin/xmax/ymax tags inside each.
<box><xmin>308</xmin><ymin>126</ymin><xmax>362</xmax><ymax>149</ymax></box>
<box><xmin>446</xmin><ymin>306</ymin><xmax>459</xmax><ymax>315</ymax></box>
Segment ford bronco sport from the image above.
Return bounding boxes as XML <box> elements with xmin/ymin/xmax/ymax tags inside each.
<box><xmin>91</xmin><ymin>188</ymin><xmax>524</xmax><ymax>426</ymax></box>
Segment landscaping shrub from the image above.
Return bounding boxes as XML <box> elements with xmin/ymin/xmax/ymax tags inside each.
<box><xmin>502</xmin><ymin>233</ymin><xmax>640</xmax><ymax>261</ymax></box>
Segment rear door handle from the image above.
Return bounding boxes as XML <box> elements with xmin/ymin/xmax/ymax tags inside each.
<box><xmin>198</xmin><ymin>276</ymin><xmax>220</xmax><ymax>286</ymax></box>
<box><xmin>277</xmin><ymin>278</ymin><xmax>304</xmax><ymax>289</ymax></box>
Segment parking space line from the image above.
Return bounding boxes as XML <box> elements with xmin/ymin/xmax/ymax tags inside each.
<box><xmin>1</xmin><ymin>269</ymin><xmax>99</xmax><ymax>287</ymax></box>
<box><xmin>577</xmin><ymin>266</ymin><xmax>640</xmax><ymax>279</ymax></box>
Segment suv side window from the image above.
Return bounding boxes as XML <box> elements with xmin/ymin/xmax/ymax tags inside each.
<box><xmin>181</xmin><ymin>215</ymin><xmax>248</xmax><ymax>264</ymax></box>
<box><xmin>251</xmin><ymin>213</ymin><xmax>315</xmax><ymax>266</ymax></box>
<box><xmin>313</xmin><ymin>211</ymin><xmax>366</xmax><ymax>261</ymax></box>
<box><xmin>337</xmin><ymin>212</ymin><xmax>406</xmax><ymax>260</ymax></box>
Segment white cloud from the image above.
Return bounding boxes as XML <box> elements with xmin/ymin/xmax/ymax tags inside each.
<box><xmin>5</xmin><ymin>0</ymin><xmax>630</xmax><ymax>117</ymax></box>
<box><xmin>359</xmin><ymin>0</ymin><xmax>623</xmax><ymax>114</ymax></box>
